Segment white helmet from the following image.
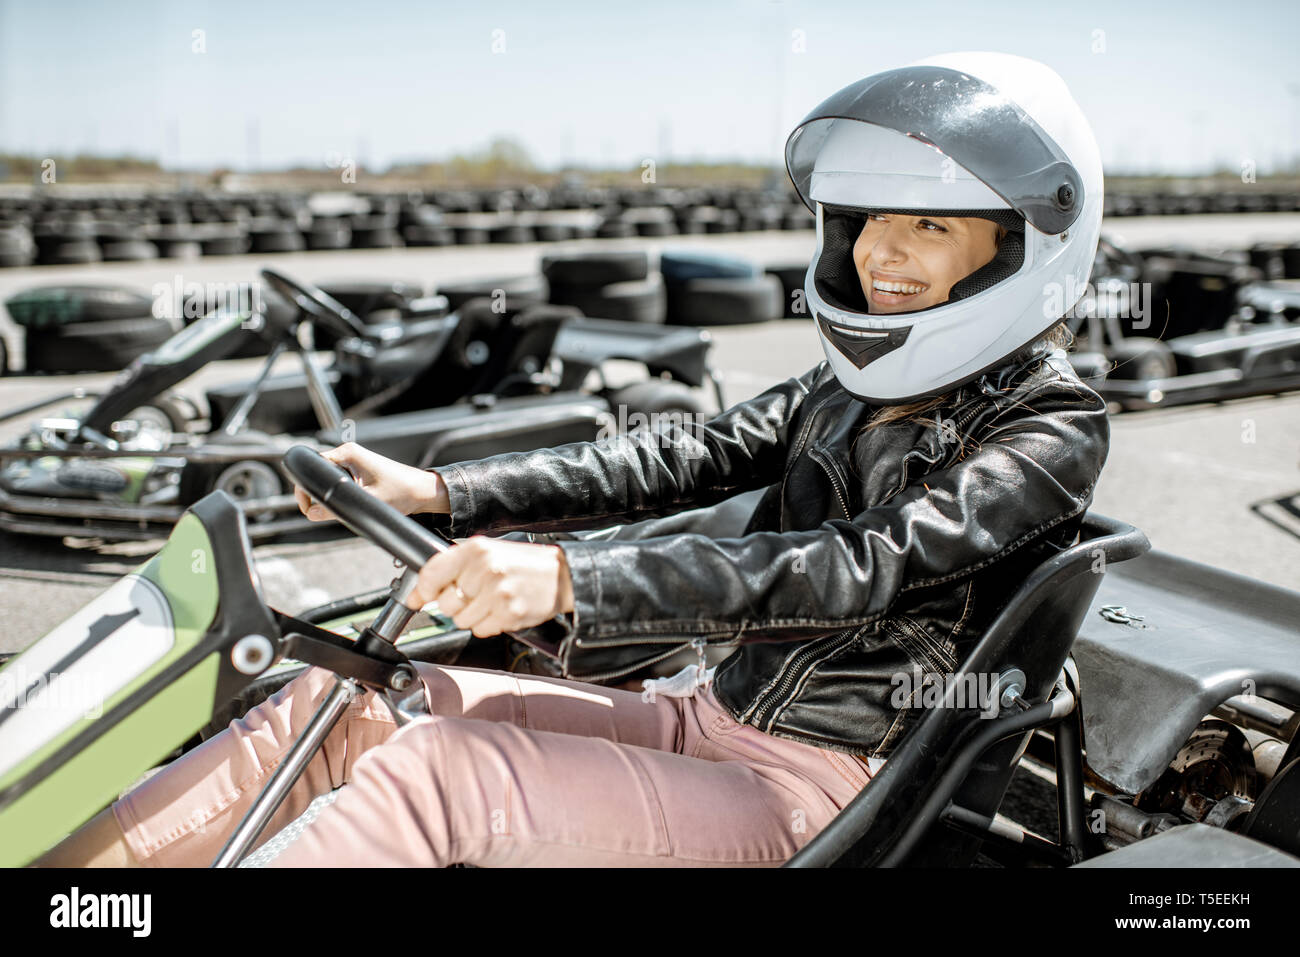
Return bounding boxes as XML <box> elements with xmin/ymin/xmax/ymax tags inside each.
<box><xmin>785</xmin><ymin>51</ymin><xmax>1103</xmax><ymax>403</ymax></box>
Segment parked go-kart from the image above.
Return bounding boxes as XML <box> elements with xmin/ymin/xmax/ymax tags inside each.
<box><xmin>0</xmin><ymin>267</ymin><xmax>723</xmax><ymax>542</ymax></box>
<box><xmin>1067</xmin><ymin>237</ymin><xmax>1300</xmax><ymax>411</ymax></box>
<box><xmin>2</xmin><ymin>446</ymin><xmax>1297</xmax><ymax>868</ymax></box>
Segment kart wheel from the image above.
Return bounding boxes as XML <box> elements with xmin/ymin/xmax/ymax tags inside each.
<box><xmin>213</xmin><ymin>460</ymin><xmax>285</xmax><ymax>523</ymax></box>
<box><xmin>116</xmin><ymin>399</ymin><xmax>189</xmax><ymax>447</ymax></box>
<box><xmin>1105</xmin><ymin>340</ymin><xmax>1177</xmax><ymax>381</ymax></box>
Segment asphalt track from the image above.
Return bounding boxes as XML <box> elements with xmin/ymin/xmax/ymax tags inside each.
<box><xmin>1</xmin><ymin>214</ymin><xmax>1298</xmax><ymax>652</ymax></box>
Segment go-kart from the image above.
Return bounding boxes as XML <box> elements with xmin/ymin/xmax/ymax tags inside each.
<box><xmin>4</xmin><ymin>446</ymin><xmax>1297</xmax><ymax>868</ymax></box>
<box><xmin>0</xmin><ymin>268</ymin><xmax>722</xmax><ymax>542</ymax></box>
<box><xmin>1067</xmin><ymin>237</ymin><xmax>1300</xmax><ymax>411</ymax></box>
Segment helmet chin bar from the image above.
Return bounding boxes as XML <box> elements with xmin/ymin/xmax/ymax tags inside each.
<box><xmin>816</xmin><ymin>314</ymin><xmax>913</xmax><ymax>370</ymax></box>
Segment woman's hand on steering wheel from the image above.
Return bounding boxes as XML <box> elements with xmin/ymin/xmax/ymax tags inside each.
<box><xmin>285</xmin><ymin>443</ymin><xmax>572</xmax><ymax>641</ymax></box>
<box><xmin>294</xmin><ymin>443</ymin><xmax>449</xmax><ymax>521</ymax></box>
<box><xmin>405</xmin><ymin>535</ymin><xmax>576</xmax><ymax>638</ymax></box>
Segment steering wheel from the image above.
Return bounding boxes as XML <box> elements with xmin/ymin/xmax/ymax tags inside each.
<box><xmin>261</xmin><ymin>268</ymin><xmax>370</xmax><ymax>344</ymax></box>
<box><xmin>283</xmin><ymin>445</ymin><xmax>572</xmax><ymax>660</ymax></box>
<box><xmin>283</xmin><ymin>444</ymin><xmax>452</xmax><ymax>571</ymax></box>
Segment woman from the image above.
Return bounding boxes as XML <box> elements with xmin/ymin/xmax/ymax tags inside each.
<box><xmin>40</xmin><ymin>50</ymin><xmax>1109</xmax><ymax>867</ymax></box>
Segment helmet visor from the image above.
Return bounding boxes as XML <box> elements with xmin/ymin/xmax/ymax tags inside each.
<box><xmin>786</xmin><ymin>65</ymin><xmax>1083</xmax><ymax>235</ymax></box>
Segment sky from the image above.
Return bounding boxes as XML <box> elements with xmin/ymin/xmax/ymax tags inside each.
<box><xmin>1</xmin><ymin>0</ymin><xmax>1297</xmax><ymax>176</ymax></box>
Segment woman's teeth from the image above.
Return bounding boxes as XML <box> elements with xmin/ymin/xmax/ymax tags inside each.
<box><xmin>873</xmin><ymin>281</ymin><xmax>925</xmax><ymax>295</ymax></box>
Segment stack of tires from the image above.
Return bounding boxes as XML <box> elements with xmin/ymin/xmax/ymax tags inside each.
<box><xmin>764</xmin><ymin>263</ymin><xmax>812</xmax><ymax>318</ymax></box>
<box><xmin>5</xmin><ymin>285</ymin><xmax>175</xmax><ymax>373</ymax></box>
<box><xmin>541</xmin><ymin>251</ymin><xmax>666</xmax><ymax>324</ymax></box>
<box><xmin>0</xmin><ymin>224</ymin><xmax>36</xmax><ymax>268</ymax></box>
<box><xmin>659</xmin><ymin>251</ymin><xmax>783</xmax><ymax>326</ymax></box>
<box><xmin>435</xmin><ymin>274</ymin><xmax>550</xmax><ymax>314</ymax></box>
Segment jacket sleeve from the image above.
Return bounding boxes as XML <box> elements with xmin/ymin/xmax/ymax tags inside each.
<box><xmin>552</xmin><ymin>372</ymin><xmax>1111</xmax><ymax>645</ymax></box>
<box><xmin>433</xmin><ymin>362</ymin><xmax>829</xmax><ymax>538</ymax></box>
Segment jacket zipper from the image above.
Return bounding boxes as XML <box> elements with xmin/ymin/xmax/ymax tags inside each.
<box><xmin>778</xmin><ymin>391</ymin><xmax>840</xmax><ymax>528</ymax></box>
<box><xmin>747</xmin><ymin>627</ymin><xmax>859</xmax><ymax>730</ymax></box>
<box><xmin>809</xmin><ymin>445</ymin><xmax>851</xmax><ymax>520</ymax></box>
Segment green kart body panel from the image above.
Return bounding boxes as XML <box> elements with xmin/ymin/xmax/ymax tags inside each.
<box><xmin>0</xmin><ymin>495</ymin><xmax>278</xmax><ymax>867</ymax></box>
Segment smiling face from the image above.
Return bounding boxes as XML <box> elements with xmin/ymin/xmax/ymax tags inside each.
<box><xmin>852</xmin><ymin>213</ymin><xmax>1003</xmax><ymax>313</ymax></box>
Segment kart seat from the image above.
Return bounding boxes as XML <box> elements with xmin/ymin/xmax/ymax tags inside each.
<box><xmin>785</xmin><ymin>511</ymin><xmax>1151</xmax><ymax>867</ymax></box>
<box><xmin>372</xmin><ymin>298</ymin><xmax>506</xmax><ymax>415</ymax></box>
<box><xmin>472</xmin><ymin>303</ymin><xmax>581</xmax><ymax>398</ymax></box>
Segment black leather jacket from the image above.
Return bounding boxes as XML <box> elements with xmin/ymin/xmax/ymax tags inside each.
<box><xmin>434</xmin><ymin>341</ymin><xmax>1110</xmax><ymax>758</ymax></box>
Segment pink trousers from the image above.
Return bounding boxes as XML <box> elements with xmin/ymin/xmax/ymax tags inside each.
<box><xmin>111</xmin><ymin>661</ymin><xmax>878</xmax><ymax>867</ymax></box>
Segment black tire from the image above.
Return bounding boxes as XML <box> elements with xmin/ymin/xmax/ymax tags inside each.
<box><xmin>549</xmin><ymin>276</ymin><xmax>666</xmax><ymax>324</ymax></box>
<box><xmin>606</xmin><ymin>378</ymin><xmax>712</xmax><ymax>419</ymax></box>
<box><xmin>1283</xmin><ymin>244</ymin><xmax>1300</xmax><ymax>280</ymax></box>
<box><xmin>532</xmin><ymin>223</ymin><xmax>574</xmax><ymax>242</ymax></box>
<box><xmin>595</xmin><ymin>220</ymin><xmax>637</xmax><ymax>239</ymax></box>
<box><xmin>0</xmin><ymin>226</ymin><xmax>35</xmax><ymax>267</ymax></box>
<box><xmin>542</xmin><ymin>251</ymin><xmax>649</xmax><ymax>286</ymax></box>
<box><xmin>177</xmin><ymin>447</ymin><xmax>286</xmax><ymax>511</ymax></box>
<box><xmin>436</xmin><ymin>275</ymin><xmax>549</xmax><ymax>313</ymax></box>
<box><xmin>200</xmin><ymin>232</ymin><xmax>250</xmax><ymax>256</ymax></box>
<box><xmin>1248</xmin><ymin>243</ymin><xmax>1287</xmax><ymax>280</ymax></box>
<box><xmin>704</xmin><ymin>211</ymin><xmax>740</xmax><ymax>233</ymax></box>
<box><xmin>402</xmin><ymin>224</ymin><xmax>455</xmax><ymax>246</ymax></box>
<box><xmin>1105</xmin><ymin>340</ymin><xmax>1177</xmax><ymax>381</ymax></box>
<box><xmin>24</xmin><ymin>316</ymin><xmax>176</xmax><ymax>373</ymax></box>
<box><xmin>765</xmin><ymin>263</ymin><xmax>812</xmax><ymax>318</ymax></box>
<box><xmin>100</xmin><ymin>239</ymin><xmax>159</xmax><ymax>262</ymax></box>
<box><xmin>635</xmin><ymin>220</ymin><xmax>677</xmax><ymax>237</ymax></box>
<box><xmin>154</xmin><ymin>239</ymin><xmax>203</xmax><ymax>260</ymax></box>
<box><xmin>131</xmin><ymin>392</ymin><xmax>195</xmax><ymax>434</ymax></box>
<box><xmin>45</xmin><ymin>239</ymin><xmax>102</xmax><ymax>265</ymax></box>
<box><xmin>351</xmin><ymin>227</ymin><xmax>403</xmax><ymax>249</ymax></box>
<box><xmin>666</xmin><ymin>275</ymin><xmax>783</xmax><ymax>326</ymax></box>
<box><xmin>5</xmin><ymin>284</ymin><xmax>157</xmax><ymax>330</ymax></box>
<box><xmin>450</xmin><ymin>225</ymin><xmax>489</xmax><ymax>245</ymax></box>
<box><xmin>250</xmin><ymin>227</ymin><xmax>306</xmax><ymax>254</ymax></box>
<box><xmin>782</xmin><ymin>208</ymin><xmax>814</xmax><ymax>230</ymax></box>
<box><xmin>658</xmin><ymin>250</ymin><xmax>757</xmax><ymax>283</ymax></box>
<box><xmin>489</xmin><ymin>224</ymin><xmax>534</xmax><ymax>244</ymax></box>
